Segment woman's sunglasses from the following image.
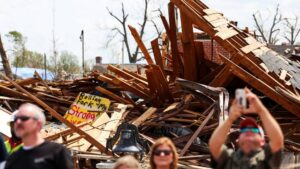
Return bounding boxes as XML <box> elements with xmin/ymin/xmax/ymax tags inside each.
<box><xmin>240</xmin><ymin>127</ymin><xmax>260</xmax><ymax>134</ymax></box>
<box><xmin>14</xmin><ymin>116</ymin><xmax>36</xmax><ymax>122</ymax></box>
<box><xmin>153</xmin><ymin>149</ymin><xmax>172</xmax><ymax>156</ymax></box>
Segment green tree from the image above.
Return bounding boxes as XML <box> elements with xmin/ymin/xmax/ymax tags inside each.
<box><xmin>6</xmin><ymin>31</ymin><xmax>44</xmax><ymax>68</ymax></box>
<box><xmin>57</xmin><ymin>51</ymin><xmax>80</xmax><ymax>74</ymax></box>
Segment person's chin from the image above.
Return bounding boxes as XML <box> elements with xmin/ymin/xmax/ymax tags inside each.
<box><xmin>156</xmin><ymin>162</ymin><xmax>171</xmax><ymax>166</ymax></box>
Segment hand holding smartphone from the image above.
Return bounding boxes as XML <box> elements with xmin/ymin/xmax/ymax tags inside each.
<box><xmin>235</xmin><ymin>89</ymin><xmax>247</xmax><ymax>108</ymax></box>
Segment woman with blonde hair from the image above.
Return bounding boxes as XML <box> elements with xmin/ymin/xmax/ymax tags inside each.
<box><xmin>150</xmin><ymin>137</ymin><xmax>178</xmax><ymax>169</ymax></box>
<box><xmin>113</xmin><ymin>155</ymin><xmax>141</xmax><ymax>169</ymax></box>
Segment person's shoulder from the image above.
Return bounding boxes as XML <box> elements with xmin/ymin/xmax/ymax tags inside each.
<box><xmin>6</xmin><ymin>148</ymin><xmax>24</xmax><ymax>163</ymax></box>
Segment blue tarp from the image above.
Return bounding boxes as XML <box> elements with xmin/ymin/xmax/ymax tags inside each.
<box><xmin>12</xmin><ymin>67</ymin><xmax>54</xmax><ymax>81</ymax></box>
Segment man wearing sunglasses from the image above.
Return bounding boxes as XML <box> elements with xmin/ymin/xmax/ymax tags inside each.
<box><xmin>209</xmin><ymin>89</ymin><xmax>283</xmax><ymax>169</ymax></box>
<box><xmin>4</xmin><ymin>111</ymin><xmax>22</xmax><ymax>155</ymax></box>
<box><xmin>4</xmin><ymin>103</ymin><xmax>73</xmax><ymax>169</ymax></box>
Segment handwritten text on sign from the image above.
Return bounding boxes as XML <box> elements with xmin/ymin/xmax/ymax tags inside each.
<box><xmin>64</xmin><ymin>92</ymin><xmax>111</xmax><ymax>124</ymax></box>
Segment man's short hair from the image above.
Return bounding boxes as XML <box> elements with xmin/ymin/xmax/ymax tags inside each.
<box><xmin>19</xmin><ymin>103</ymin><xmax>46</xmax><ymax>126</ymax></box>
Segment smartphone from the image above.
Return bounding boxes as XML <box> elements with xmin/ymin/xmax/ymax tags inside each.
<box><xmin>235</xmin><ymin>89</ymin><xmax>247</xmax><ymax>108</ymax></box>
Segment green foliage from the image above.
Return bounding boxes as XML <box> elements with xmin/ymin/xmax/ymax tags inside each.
<box><xmin>6</xmin><ymin>31</ymin><xmax>81</xmax><ymax>77</ymax></box>
<box><xmin>12</xmin><ymin>51</ymin><xmax>44</xmax><ymax>68</ymax></box>
<box><xmin>57</xmin><ymin>51</ymin><xmax>80</xmax><ymax>74</ymax></box>
<box><xmin>6</xmin><ymin>31</ymin><xmax>44</xmax><ymax>68</ymax></box>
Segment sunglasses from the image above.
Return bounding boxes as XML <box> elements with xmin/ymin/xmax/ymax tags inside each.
<box><xmin>14</xmin><ymin>116</ymin><xmax>37</xmax><ymax>122</ymax></box>
<box><xmin>240</xmin><ymin>128</ymin><xmax>260</xmax><ymax>134</ymax></box>
<box><xmin>153</xmin><ymin>149</ymin><xmax>172</xmax><ymax>156</ymax></box>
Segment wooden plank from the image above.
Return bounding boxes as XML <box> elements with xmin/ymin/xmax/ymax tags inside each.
<box><xmin>210</xmin><ymin>18</ymin><xmax>228</xmax><ymax>28</ymax></box>
<box><xmin>203</xmin><ymin>13</ymin><xmax>224</xmax><ymax>22</ymax></box>
<box><xmin>0</xmin><ymin>72</ymin><xmax>112</xmax><ymax>154</ymax></box>
<box><xmin>215</xmin><ymin>28</ymin><xmax>238</xmax><ymax>40</ymax></box>
<box><xmin>244</xmin><ymin>36</ymin><xmax>257</xmax><ymax>44</ymax></box>
<box><xmin>151</xmin><ymin>65</ymin><xmax>174</xmax><ymax>103</ymax></box>
<box><xmin>34</xmin><ymin>71</ymin><xmax>54</xmax><ymax>95</ymax></box>
<box><xmin>132</xmin><ymin>107</ymin><xmax>157</xmax><ymax>127</ymax></box>
<box><xmin>151</xmin><ymin>38</ymin><xmax>164</xmax><ymax>71</ymax></box>
<box><xmin>112</xmin><ymin>77</ymin><xmax>150</xmax><ymax>100</ymax></box>
<box><xmin>180</xmin><ymin>10</ymin><xmax>198</xmax><ymax>81</ymax></box>
<box><xmin>241</xmin><ymin>42</ymin><xmax>264</xmax><ymax>54</ymax></box>
<box><xmin>3</xmin><ymin>77</ymin><xmax>39</xmax><ymax>88</ymax></box>
<box><xmin>180</xmin><ymin>106</ymin><xmax>215</xmax><ymax>156</ymax></box>
<box><xmin>203</xmin><ymin>9</ymin><xmax>220</xmax><ymax>15</ymax></box>
<box><xmin>279</xmin><ymin>69</ymin><xmax>288</xmax><ymax>81</ymax></box>
<box><xmin>209</xmin><ymin>55</ymin><xmax>240</xmax><ymax>87</ymax></box>
<box><xmin>160</xmin><ymin>14</ymin><xmax>171</xmax><ymax>39</ymax></box>
<box><xmin>169</xmin><ymin>2</ymin><xmax>180</xmax><ymax>78</ymax></box>
<box><xmin>95</xmin><ymin>86</ymin><xmax>131</xmax><ymax>104</ymax></box>
<box><xmin>98</xmin><ymin>104</ymin><xmax>126</xmax><ymax>146</ymax></box>
<box><xmin>128</xmin><ymin>25</ymin><xmax>154</xmax><ymax>65</ymax></box>
<box><xmin>123</xmin><ymin>68</ymin><xmax>147</xmax><ymax>82</ymax></box>
<box><xmin>259</xmin><ymin>63</ymin><xmax>270</xmax><ymax>73</ymax></box>
<box><xmin>67</xmin><ymin>113</ymin><xmax>110</xmax><ymax>151</ymax></box>
<box><xmin>107</xmin><ymin>65</ymin><xmax>148</xmax><ymax>86</ymax></box>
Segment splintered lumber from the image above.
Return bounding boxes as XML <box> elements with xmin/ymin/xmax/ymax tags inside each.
<box><xmin>0</xmin><ymin>73</ymin><xmax>112</xmax><ymax>154</ymax></box>
<box><xmin>151</xmin><ymin>38</ymin><xmax>164</xmax><ymax>71</ymax></box>
<box><xmin>98</xmin><ymin>104</ymin><xmax>126</xmax><ymax>146</ymax></box>
<box><xmin>180</xmin><ymin>10</ymin><xmax>198</xmax><ymax>81</ymax></box>
<box><xmin>146</xmin><ymin>65</ymin><xmax>174</xmax><ymax>104</ymax></box>
<box><xmin>160</xmin><ymin>14</ymin><xmax>171</xmax><ymax>39</ymax></box>
<box><xmin>132</xmin><ymin>107</ymin><xmax>157</xmax><ymax>127</ymax></box>
<box><xmin>0</xmin><ymin>85</ymin><xmax>33</xmax><ymax>100</ymax></box>
<box><xmin>95</xmin><ymin>86</ymin><xmax>131</xmax><ymax>104</ymax></box>
<box><xmin>168</xmin><ymin>2</ymin><xmax>180</xmax><ymax>78</ymax></box>
<box><xmin>122</xmin><ymin>68</ymin><xmax>147</xmax><ymax>82</ymax></box>
<box><xmin>2</xmin><ymin>77</ymin><xmax>39</xmax><ymax>88</ymax></box>
<box><xmin>128</xmin><ymin>25</ymin><xmax>154</xmax><ymax>65</ymax></box>
<box><xmin>219</xmin><ymin>54</ymin><xmax>300</xmax><ymax>117</ymax></box>
<box><xmin>158</xmin><ymin>94</ymin><xmax>193</xmax><ymax>121</ymax></box>
<box><xmin>34</xmin><ymin>71</ymin><xmax>54</xmax><ymax>95</ymax></box>
<box><xmin>71</xmin><ymin>113</ymin><xmax>110</xmax><ymax>151</ymax></box>
<box><xmin>107</xmin><ymin>65</ymin><xmax>148</xmax><ymax>86</ymax></box>
<box><xmin>180</xmin><ymin>106</ymin><xmax>215</xmax><ymax>156</ymax></box>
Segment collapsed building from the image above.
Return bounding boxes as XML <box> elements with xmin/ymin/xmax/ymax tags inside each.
<box><xmin>1</xmin><ymin>0</ymin><xmax>300</xmax><ymax>168</ymax></box>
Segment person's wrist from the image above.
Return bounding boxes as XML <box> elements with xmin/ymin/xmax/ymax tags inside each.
<box><xmin>227</xmin><ymin>116</ymin><xmax>236</xmax><ymax>124</ymax></box>
<box><xmin>257</xmin><ymin>107</ymin><xmax>267</xmax><ymax>116</ymax></box>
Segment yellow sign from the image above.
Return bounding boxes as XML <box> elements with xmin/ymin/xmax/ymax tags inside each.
<box><xmin>64</xmin><ymin>92</ymin><xmax>111</xmax><ymax>124</ymax></box>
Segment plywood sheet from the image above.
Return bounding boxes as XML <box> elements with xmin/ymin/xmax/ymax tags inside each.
<box><xmin>203</xmin><ymin>13</ymin><xmax>224</xmax><ymax>22</ymax></box>
<box><xmin>241</xmin><ymin>42</ymin><xmax>264</xmax><ymax>54</ymax></box>
<box><xmin>203</xmin><ymin>9</ymin><xmax>221</xmax><ymax>15</ymax></box>
<box><xmin>215</xmin><ymin>28</ymin><xmax>238</xmax><ymax>40</ymax></box>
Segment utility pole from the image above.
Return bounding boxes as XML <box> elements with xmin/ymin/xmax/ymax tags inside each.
<box><xmin>44</xmin><ymin>53</ymin><xmax>47</xmax><ymax>80</ymax></box>
<box><xmin>52</xmin><ymin>0</ymin><xmax>58</xmax><ymax>77</ymax></box>
<box><xmin>80</xmin><ymin>30</ymin><xmax>85</xmax><ymax>76</ymax></box>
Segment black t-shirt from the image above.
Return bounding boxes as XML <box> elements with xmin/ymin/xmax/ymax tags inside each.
<box><xmin>0</xmin><ymin>136</ymin><xmax>7</xmax><ymax>162</ymax></box>
<box><xmin>5</xmin><ymin>141</ymin><xmax>73</xmax><ymax>169</ymax></box>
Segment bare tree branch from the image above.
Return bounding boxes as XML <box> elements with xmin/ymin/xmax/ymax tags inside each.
<box><xmin>253</xmin><ymin>4</ymin><xmax>282</xmax><ymax>44</ymax></box>
<box><xmin>268</xmin><ymin>4</ymin><xmax>281</xmax><ymax>44</ymax></box>
<box><xmin>283</xmin><ymin>16</ymin><xmax>300</xmax><ymax>45</ymax></box>
<box><xmin>131</xmin><ymin>0</ymin><xmax>150</xmax><ymax>63</ymax></box>
<box><xmin>253</xmin><ymin>12</ymin><xmax>268</xmax><ymax>43</ymax></box>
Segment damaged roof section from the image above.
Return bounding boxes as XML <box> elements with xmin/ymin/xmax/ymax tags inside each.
<box><xmin>172</xmin><ymin>0</ymin><xmax>300</xmax><ymax>117</ymax></box>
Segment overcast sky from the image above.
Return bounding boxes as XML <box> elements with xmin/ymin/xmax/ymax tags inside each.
<box><xmin>0</xmin><ymin>0</ymin><xmax>299</xmax><ymax>65</ymax></box>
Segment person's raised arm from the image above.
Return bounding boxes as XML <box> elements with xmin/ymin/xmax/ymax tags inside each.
<box><xmin>209</xmin><ymin>100</ymin><xmax>242</xmax><ymax>160</ymax></box>
<box><xmin>244</xmin><ymin>89</ymin><xmax>284</xmax><ymax>153</ymax></box>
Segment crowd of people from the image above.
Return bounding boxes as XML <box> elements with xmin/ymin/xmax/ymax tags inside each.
<box><xmin>0</xmin><ymin>89</ymin><xmax>284</xmax><ymax>169</ymax></box>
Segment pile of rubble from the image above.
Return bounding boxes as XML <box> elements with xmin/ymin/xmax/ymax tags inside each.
<box><xmin>1</xmin><ymin>0</ymin><xmax>300</xmax><ymax>168</ymax></box>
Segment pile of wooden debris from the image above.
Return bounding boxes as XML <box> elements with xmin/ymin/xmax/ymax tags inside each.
<box><xmin>1</xmin><ymin>0</ymin><xmax>300</xmax><ymax>168</ymax></box>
